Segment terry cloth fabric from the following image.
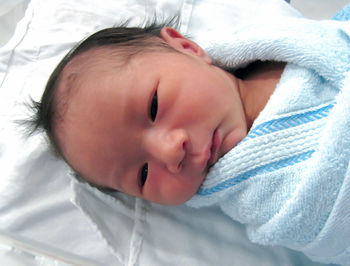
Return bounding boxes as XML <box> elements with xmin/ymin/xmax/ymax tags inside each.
<box><xmin>333</xmin><ymin>3</ymin><xmax>350</xmax><ymax>21</ymax></box>
<box><xmin>186</xmin><ymin>17</ymin><xmax>350</xmax><ymax>265</ymax></box>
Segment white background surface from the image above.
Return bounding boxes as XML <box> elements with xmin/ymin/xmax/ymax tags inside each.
<box><xmin>1</xmin><ymin>0</ymin><xmax>349</xmax><ymax>47</ymax></box>
<box><xmin>291</xmin><ymin>0</ymin><xmax>349</xmax><ymax>19</ymax></box>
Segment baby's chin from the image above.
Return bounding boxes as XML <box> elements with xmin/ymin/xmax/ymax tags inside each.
<box><xmin>162</xmin><ymin>190</ymin><xmax>201</xmax><ymax>206</ymax></box>
<box><xmin>157</xmin><ymin>182</ymin><xmax>204</xmax><ymax>206</ymax></box>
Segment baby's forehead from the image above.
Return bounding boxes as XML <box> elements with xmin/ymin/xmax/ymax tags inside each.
<box><xmin>53</xmin><ymin>49</ymin><xmax>111</xmax><ymax>125</ymax></box>
<box><xmin>63</xmin><ymin>47</ymin><xmax>119</xmax><ymax>76</ymax></box>
<box><xmin>58</xmin><ymin>47</ymin><xmax>122</xmax><ymax>95</ymax></box>
<box><xmin>55</xmin><ymin>43</ymin><xmax>174</xmax><ymax>115</ymax></box>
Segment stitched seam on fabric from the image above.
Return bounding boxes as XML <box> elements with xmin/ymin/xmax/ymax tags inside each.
<box><xmin>70</xmin><ymin>173</ymin><xmax>135</xmax><ymax>218</ymax></box>
<box><xmin>200</xmin><ymin>104</ymin><xmax>334</xmax><ymax>193</ymax></box>
<box><xmin>71</xmin><ymin>182</ymin><xmax>125</xmax><ymax>264</ymax></box>
<box><xmin>205</xmin><ymin>119</ymin><xmax>325</xmax><ymax>187</ymax></box>
<box><xmin>127</xmin><ymin>198</ymin><xmax>145</xmax><ymax>266</ymax></box>
<box><xmin>210</xmin><ymin>140</ymin><xmax>316</xmax><ymax>186</ymax></box>
<box><xmin>227</xmin><ymin>124</ymin><xmax>320</xmax><ymax>164</ymax></box>
<box><xmin>243</xmin><ymin>104</ymin><xmax>334</xmax><ymax>141</ymax></box>
<box><xmin>199</xmin><ymin>150</ymin><xmax>315</xmax><ymax>196</ymax></box>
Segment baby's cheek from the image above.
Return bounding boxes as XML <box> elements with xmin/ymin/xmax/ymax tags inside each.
<box><xmin>146</xmin><ymin>166</ymin><xmax>205</xmax><ymax>205</ymax></box>
<box><xmin>171</xmin><ymin>173</ymin><xmax>204</xmax><ymax>204</ymax></box>
<box><xmin>144</xmin><ymin>167</ymin><xmax>174</xmax><ymax>203</ymax></box>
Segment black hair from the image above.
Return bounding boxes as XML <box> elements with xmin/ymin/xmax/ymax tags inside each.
<box><xmin>25</xmin><ymin>16</ymin><xmax>180</xmax><ymax>158</ymax></box>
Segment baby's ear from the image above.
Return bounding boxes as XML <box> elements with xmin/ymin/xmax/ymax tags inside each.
<box><xmin>160</xmin><ymin>27</ymin><xmax>211</xmax><ymax>64</ymax></box>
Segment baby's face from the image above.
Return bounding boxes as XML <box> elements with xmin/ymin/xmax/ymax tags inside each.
<box><xmin>56</xmin><ymin>31</ymin><xmax>248</xmax><ymax>205</ymax></box>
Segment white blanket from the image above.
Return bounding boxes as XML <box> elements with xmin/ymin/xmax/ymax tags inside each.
<box><xmin>186</xmin><ymin>17</ymin><xmax>350</xmax><ymax>265</ymax></box>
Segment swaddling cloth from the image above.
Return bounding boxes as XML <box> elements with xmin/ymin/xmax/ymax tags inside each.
<box><xmin>186</xmin><ymin>17</ymin><xmax>350</xmax><ymax>265</ymax></box>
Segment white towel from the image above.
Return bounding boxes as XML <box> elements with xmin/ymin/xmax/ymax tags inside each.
<box><xmin>186</xmin><ymin>17</ymin><xmax>350</xmax><ymax>265</ymax></box>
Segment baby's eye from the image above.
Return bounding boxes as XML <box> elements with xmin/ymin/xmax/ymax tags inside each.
<box><xmin>139</xmin><ymin>163</ymin><xmax>148</xmax><ymax>187</ymax></box>
<box><xmin>149</xmin><ymin>91</ymin><xmax>158</xmax><ymax>122</ymax></box>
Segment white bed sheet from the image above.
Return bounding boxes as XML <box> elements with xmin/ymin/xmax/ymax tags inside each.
<box><xmin>0</xmin><ymin>0</ymin><xmax>334</xmax><ymax>265</ymax></box>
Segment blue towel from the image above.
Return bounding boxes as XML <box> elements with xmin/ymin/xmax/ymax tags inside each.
<box><xmin>333</xmin><ymin>3</ymin><xmax>350</xmax><ymax>21</ymax></box>
<box><xmin>186</xmin><ymin>17</ymin><xmax>350</xmax><ymax>265</ymax></box>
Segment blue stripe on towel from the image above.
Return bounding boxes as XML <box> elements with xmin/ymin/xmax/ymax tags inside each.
<box><xmin>198</xmin><ymin>150</ymin><xmax>315</xmax><ymax>196</ymax></box>
<box><xmin>244</xmin><ymin>104</ymin><xmax>333</xmax><ymax>140</ymax></box>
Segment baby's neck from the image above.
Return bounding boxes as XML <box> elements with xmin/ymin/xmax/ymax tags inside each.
<box><xmin>238</xmin><ymin>61</ymin><xmax>286</xmax><ymax>129</ymax></box>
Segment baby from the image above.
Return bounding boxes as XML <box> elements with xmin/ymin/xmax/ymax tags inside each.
<box><xmin>29</xmin><ymin>22</ymin><xmax>284</xmax><ymax>205</ymax></box>
<box><xmin>29</xmin><ymin>15</ymin><xmax>350</xmax><ymax>264</ymax></box>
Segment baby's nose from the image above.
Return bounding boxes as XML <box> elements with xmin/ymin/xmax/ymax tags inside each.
<box><xmin>149</xmin><ymin>129</ymin><xmax>188</xmax><ymax>174</ymax></box>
